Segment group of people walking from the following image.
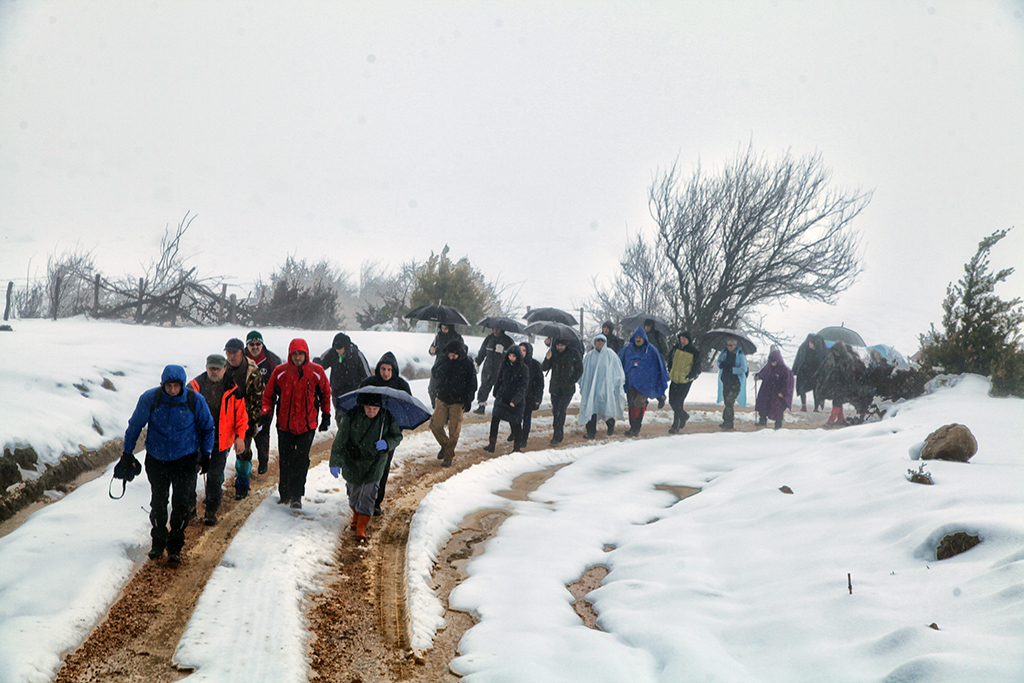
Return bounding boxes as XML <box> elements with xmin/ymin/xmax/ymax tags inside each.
<box><xmin>119</xmin><ymin>320</ymin><xmax>876</xmax><ymax>562</ymax></box>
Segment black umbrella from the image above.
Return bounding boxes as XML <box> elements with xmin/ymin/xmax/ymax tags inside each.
<box><xmin>619</xmin><ymin>313</ymin><xmax>672</xmax><ymax>336</ymax></box>
<box><xmin>336</xmin><ymin>386</ymin><xmax>432</xmax><ymax>430</ymax></box>
<box><xmin>523</xmin><ymin>320</ymin><xmax>581</xmax><ymax>342</ymax></box>
<box><xmin>404</xmin><ymin>303</ymin><xmax>470</xmax><ymax>326</ymax></box>
<box><xmin>524</xmin><ymin>307</ymin><xmax>578</xmax><ymax>326</ymax></box>
<box><xmin>818</xmin><ymin>325</ymin><xmax>866</xmax><ymax>348</ymax></box>
<box><xmin>701</xmin><ymin>328</ymin><xmax>758</xmax><ymax>355</ymax></box>
<box><xmin>476</xmin><ymin>316</ymin><xmax>526</xmax><ymax>334</ymax></box>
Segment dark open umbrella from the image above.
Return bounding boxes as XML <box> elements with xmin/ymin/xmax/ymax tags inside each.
<box><xmin>701</xmin><ymin>328</ymin><xmax>758</xmax><ymax>355</ymax></box>
<box><xmin>524</xmin><ymin>307</ymin><xmax>578</xmax><ymax>326</ymax></box>
<box><xmin>404</xmin><ymin>303</ymin><xmax>470</xmax><ymax>326</ymax></box>
<box><xmin>336</xmin><ymin>386</ymin><xmax>432</xmax><ymax>430</ymax></box>
<box><xmin>818</xmin><ymin>325</ymin><xmax>866</xmax><ymax>348</ymax></box>
<box><xmin>619</xmin><ymin>313</ymin><xmax>672</xmax><ymax>336</ymax></box>
<box><xmin>476</xmin><ymin>316</ymin><xmax>526</xmax><ymax>334</ymax></box>
<box><xmin>523</xmin><ymin>320</ymin><xmax>581</xmax><ymax>342</ymax></box>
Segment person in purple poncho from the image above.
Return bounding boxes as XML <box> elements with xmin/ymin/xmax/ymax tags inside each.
<box><xmin>754</xmin><ymin>347</ymin><xmax>795</xmax><ymax>430</ymax></box>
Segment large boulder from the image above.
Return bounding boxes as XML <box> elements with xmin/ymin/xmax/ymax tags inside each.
<box><xmin>920</xmin><ymin>424</ymin><xmax>977</xmax><ymax>462</ymax></box>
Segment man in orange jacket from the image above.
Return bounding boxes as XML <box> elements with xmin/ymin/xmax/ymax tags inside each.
<box><xmin>262</xmin><ymin>339</ymin><xmax>331</xmax><ymax>510</ymax></box>
<box><xmin>188</xmin><ymin>354</ymin><xmax>248</xmax><ymax>525</ymax></box>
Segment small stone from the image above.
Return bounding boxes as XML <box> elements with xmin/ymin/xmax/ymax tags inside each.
<box><xmin>779</xmin><ymin>486</ymin><xmax>794</xmax><ymax>494</ymax></box>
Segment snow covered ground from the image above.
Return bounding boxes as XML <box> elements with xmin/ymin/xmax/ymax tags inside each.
<box><xmin>1</xmin><ymin>319</ymin><xmax>1022</xmax><ymax>682</ymax></box>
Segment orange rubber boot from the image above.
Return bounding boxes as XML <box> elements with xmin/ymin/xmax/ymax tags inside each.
<box><xmin>355</xmin><ymin>512</ymin><xmax>370</xmax><ymax>540</ymax></box>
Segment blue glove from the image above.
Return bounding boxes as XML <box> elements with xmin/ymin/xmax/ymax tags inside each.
<box><xmin>329</xmin><ymin>466</ymin><xmax>340</xmax><ymax>478</ymax></box>
<box><xmin>375</xmin><ymin>439</ymin><xmax>388</xmax><ymax>452</ymax></box>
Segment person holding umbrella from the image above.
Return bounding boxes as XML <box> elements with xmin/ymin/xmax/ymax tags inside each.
<box><xmin>666</xmin><ymin>331</ymin><xmax>701</xmax><ymax>433</ymax></box>
<box><xmin>717</xmin><ymin>338</ymin><xmax>748</xmax><ymax>430</ymax></box>
<box><xmin>361</xmin><ymin>351</ymin><xmax>411</xmax><ymax>515</ymax></box>
<box><xmin>474</xmin><ymin>326</ymin><xmax>515</xmax><ymax>415</ymax></box>
<box><xmin>483</xmin><ymin>344</ymin><xmax>530</xmax><ymax>452</ymax></box>
<box><xmin>541</xmin><ymin>337</ymin><xmax>583</xmax><ymax>444</ymax></box>
<box><xmin>329</xmin><ymin>392</ymin><xmax>403</xmax><ymax>541</ymax></box>
<box><xmin>315</xmin><ymin>332</ymin><xmax>371</xmax><ymax>424</ymax></box>
<box><xmin>431</xmin><ymin>339</ymin><xmax>478</xmax><ymax>467</ymax></box>
<box><xmin>618</xmin><ymin>327</ymin><xmax>670</xmax><ymax>437</ymax></box>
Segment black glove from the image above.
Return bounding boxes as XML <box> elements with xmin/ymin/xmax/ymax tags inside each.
<box><xmin>463</xmin><ymin>402</ymin><xmax>472</xmax><ymax>413</ymax></box>
<box><xmin>114</xmin><ymin>453</ymin><xmax>142</xmax><ymax>482</ymax></box>
<box><xmin>198</xmin><ymin>453</ymin><xmax>211</xmax><ymax>474</ymax></box>
<box><xmin>259</xmin><ymin>413</ymin><xmax>272</xmax><ymax>427</ymax></box>
<box><xmin>319</xmin><ymin>413</ymin><xmax>331</xmax><ymax>432</ymax></box>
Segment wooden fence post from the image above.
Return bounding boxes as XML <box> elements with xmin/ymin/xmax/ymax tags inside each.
<box><xmin>4</xmin><ymin>281</ymin><xmax>13</xmax><ymax>321</ymax></box>
<box><xmin>229</xmin><ymin>293</ymin><xmax>237</xmax><ymax>324</ymax></box>
<box><xmin>135</xmin><ymin>278</ymin><xmax>145</xmax><ymax>323</ymax></box>
<box><xmin>218</xmin><ymin>284</ymin><xmax>227</xmax><ymax>324</ymax></box>
<box><xmin>93</xmin><ymin>274</ymin><xmax>101</xmax><ymax>316</ymax></box>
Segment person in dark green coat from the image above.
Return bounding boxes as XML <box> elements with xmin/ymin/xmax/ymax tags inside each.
<box><xmin>329</xmin><ymin>392</ymin><xmax>403</xmax><ymax>540</ymax></box>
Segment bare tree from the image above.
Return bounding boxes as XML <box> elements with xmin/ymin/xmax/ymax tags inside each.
<box><xmin>647</xmin><ymin>144</ymin><xmax>870</xmax><ymax>345</ymax></box>
<box><xmin>587</xmin><ymin>232</ymin><xmax>674</xmax><ymax>329</ymax></box>
<box><xmin>45</xmin><ymin>245</ymin><xmax>97</xmax><ymax>320</ymax></box>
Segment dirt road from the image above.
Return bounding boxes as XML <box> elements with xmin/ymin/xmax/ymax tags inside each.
<box><xmin>49</xmin><ymin>406</ymin><xmax>826</xmax><ymax>682</ymax></box>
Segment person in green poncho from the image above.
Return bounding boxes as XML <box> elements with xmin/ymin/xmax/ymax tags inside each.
<box><xmin>329</xmin><ymin>392</ymin><xmax>403</xmax><ymax>540</ymax></box>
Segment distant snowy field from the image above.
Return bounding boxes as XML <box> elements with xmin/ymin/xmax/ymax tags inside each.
<box><xmin>1</xmin><ymin>319</ymin><xmax>1022</xmax><ymax>683</ymax></box>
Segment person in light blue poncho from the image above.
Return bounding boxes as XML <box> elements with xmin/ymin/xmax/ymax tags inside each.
<box><xmin>578</xmin><ymin>334</ymin><xmax>626</xmax><ymax>438</ymax></box>
<box><xmin>716</xmin><ymin>338</ymin><xmax>748</xmax><ymax>430</ymax></box>
<box><xmin>618</xmin><ymin>327</ymin><xmax>669</xmax><ymax>437</ymax></box>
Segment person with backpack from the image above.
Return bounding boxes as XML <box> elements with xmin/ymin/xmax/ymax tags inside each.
<box><xmin>262</xmin><ymin>339</ymin><xmax>331</xmax><ymax>509</ymax></box>
<box><xmin>224</xmin><ymin>338</ymin><xmax>264</xmax><ymax>499</ymax></box>
<box><xmin>188</xmin><ymin>354</ymin><xmax>248</xmax><ymax>525</ymax></box>
<box><xmin>315</xmin><ymin>332</ymin><xmax>371</xmax><ymax>422</ymax></box>
<box><xmin>120</xmin><ymin>365</ymin><xmax>215</xmax><ymax>563</ymax></box>
<box><xmin>242</xmin><ymin>331</ymin><xmax>281</xmax><ymax>475</ymax></box>
<box><xmin>329</xmin><ymin>392</ymin><xmax>403</xmax><ymax>540</ymax></box>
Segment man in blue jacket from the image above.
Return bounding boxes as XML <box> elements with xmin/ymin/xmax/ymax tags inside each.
<box><xmin>121</xmin><ymin>365</ymin><xmax>216</xmax><ymax>564</ymax></box>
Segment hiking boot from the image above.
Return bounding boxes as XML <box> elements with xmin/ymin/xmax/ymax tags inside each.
<box><xmin>167</xmin><ymin>552</ymin><xmax>181</xmax><ymax>564</ymax></box>
<box><xmin>757</xmin><ymin>416</ymin><xmax>768</xmax><ymax>427</ymax></box>
<box><xmin>473</xmin><ymin>404</ymin><xmax>486</xmax><ymax>415</ymax></box>
<box><xmin>290</xmin><ymin>499</ymin><xmax>302</xmax><ymax>510</ymax></box>
<box><xmin>483</xmin><ymin>437</ymin><xmax>497</xmax><ymax>453</ymax></box>
<box><xmin>668</xmin><ymin>427</ymin><xmax>679</xmax><ymax>434</ymax></box>
<box><xmin>277</xmin><ymin>497</ymin><xmax>289</xmax><ymax>505</ymax></box>
<box><xmin>506</xmin><ymin>434</ymin><xmax>515</xmax><ymax>442</ymax></box>
<box><xmin>437</xmin><ymin>448</ymin><xmax>445</xmax><ymax>460</ymax></box>
<box><xmin>148</xmin><ymin>546</ymin><xmax>164</xmax><ymax>560</ymax></box>
<box><xmin>720</xmin><ymin>422</ymin><xmax>734</xmax><ymax>430</ymax></box>
<box><xmin>583</xmin><ymin>433</ymin><xmax>595</xmax><ymax>440</ymax></box>
<box><xmin>441</xmin><ymin>457</ymin><xmax>453</xmax><ymax>468</ymax></box>
<box><xmin>257</xmin><ymin>462</ymin><xmax>269</xmax><ymax>475</ymax></box>
<box><xmin>607</xmin><ymin>422</ymin><xmax>615</xmax><ymax>436</ymax></box>
<box><xmin>204</xmin><ymin>510</ymin><xmax>217</xmax><ymax>526</ymax></box>
<box><xmin>549</xmin><ymin>437</ymin><xmax>561</xmax><ymax>445</ymax></box>
<box><xmin>234</xmin><ymin>491</ymin><xmax>248</xmax><ymax>500</ymax></box>
<box><xmin>800</xmin><ymin>405</ymin><xmax>807</xmax><ymax>413</ymax></box>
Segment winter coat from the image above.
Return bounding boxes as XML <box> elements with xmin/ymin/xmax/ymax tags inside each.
<box><xmin>330</xmin><ymin>406</ymin><xmax>403</xmax><ymax>485</ymax></box>
<box><xmin>124</xmin><ymin>365</ymin><xmax>216</xmax><ymax>462</ymax></box>
<box><xmin>668</xmin><ymin>335</ymin><xmax>701</xmax><ymax>385</ymax></box>
<box><xmin>476</xmin><ymin>330</ymin><xmax>516</xmax><ymax>379</ymax></box>
<box><xmin>754</xmin><ymin>348</ymin><xmax>795</xmax><ymax>421</ymax></box>
<box><xmin>716</xmin><ymin>348</ymin><xmax>748</xmax><ymax>406</ymax></box>
<box><xmin>361</xmin><ymin>351</ymin><xmax>412</xmax><ymax>395</ymax></box>
<box><xmin>188</xmin><ymin>371</ymin><xmax>248</xmax><ymax>452</ymax></box>
<box><xmin>429</xmin><ymin>327</ymin><xmax>466</xmax><ymax>364</ymax></box>
<box><xmin>317</xmin><ymin>334</ymin><xmax>372</xmax><ymax>399</ymax></box>
<box><xmin>432</xmin><ymin>340</ymin><xmax>479</xmax><ymax>407</ymax></box>
<box><xmin>815</xmin><ymin>342</ymin><xmax>858</xmax><ymax>404</ymax></box>
<box><xmin>578</xmin><ymin>335</ymin><xmax>626</xmax><ymax>423</ymax></box>
<box><xmin>227</xmin><ymin>355</ymin><xmax>264</xmax><ymax>430</ymax></box>
<box><xmin>262</xmin><ymin>339</ymin><xmax>331</xmax><ymax>435</ymax></box>
<box><xmin>492</xmin><ymin>343</ymin><xmax>530</xmax><ymax>409</ymax></box>
<box><xmin>618</xmin><ymin>327</ymin><xmax>670</xmax><ymax>400</ymax></box>
<box><xmin>792</xmin><ymin>334</ymin><xmax>827</xmax><ymax>395</ymax></box>
<box><xmin>246</xmin><ymin>346</ymin><xmax>282</xmax><ymax>389</ymax></box>
<box><xmin>601</xmin><ymin>322</ymin><xmax>624</xmax><ymax>354</ymax></box>
<box><xmin>520</xmin><ymin>342</ymin><xmax>545</xmax><ymax>411</ymax></box>
<box><xmin>541</xmin><ymin>344</ymin><xmax>583</xmax><ymax>395</ymax></box>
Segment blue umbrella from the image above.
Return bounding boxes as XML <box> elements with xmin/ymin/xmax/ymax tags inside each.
<box><xmin>336</xmin><ymin>386</ymin><xmax>432</xmax><ymax>430</ymax></box>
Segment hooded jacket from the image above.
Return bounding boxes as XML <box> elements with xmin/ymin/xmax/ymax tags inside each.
<box><xmin>124</xmin><ymin>364</ymin><xmax>216</xmax><ymax>462</ymax></box>
<box><xmin>362</xmin><ymin>351</ymin><xmax>412</xmax><ymax>395</ymax></box>
<box><xmin>578</xmin><ymin>334</ymin><xmax>627</xmax><ymax>423</ymax></box>
<box><xmin>429</xmin><ymin>326</ymin><xmax>466</xmax><ymax>364</ymax></box>
<box><xmin>188</xmin><ymin>370</ymin><xmax>249</xmax><ymax>452</ymax></box>
<box><xmin>520</xmin><ymin>342</ymin><xmax>545</xmax><ymax>411</ymax></box>
<box><xmin>618</xmin><ymin>327</ymin><xmax>670</xmax><ymax>399</ymax></box>
<box><xmin>330</xmin><ymin>406</ymin><xmax>403</xmax><ymax>485</ymax></box>
<box><xmin>492</xmin><ymin>343</ymin><xmax>530</xmax><ymax>408</ymax></box>
<box><xmin>262</xmin><ymin>339</ymin><xmax>331</xmax><ymax>435</ymax></box>
<box><xmin>754</xmin><ymin>348</ymin><xmax>795</xmax><ymax>421</ymax></box>
<box><xmin>476</xmin><ymin>329</ymin><xmax>516</xmax><ymax>375</ymax></box>
<box><xmin>601</xmin><ymin>322</ymin><xmax>624</xmax><ymax>354</ymax></box>
<box><xmin>792</xmin><ymin>333</ymin><xmax>828</xmax><ymax>394</ymax></box>
<box><xmin>317</xmin><ymin>333</ymin><xmax>372</xmax><ymax>399</ymax></box>
<box><xmin>432</xmin><ymin>339</ymin><xmax>479</xmax><ymax>407</ymax></box>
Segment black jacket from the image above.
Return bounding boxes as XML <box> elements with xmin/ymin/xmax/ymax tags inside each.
<box><xmin>492</xmin><ymin>344</ymin><xmax>530</xmax><ymax>408</ymax></box>
<box><xmin>520</xmin><ymin>342</ymin><xmax>545</xmax><ymax>411</ymax></box>
<box><xmin>432</xmin><ymin>340</ymin><xmax>478</xmax><ymax>407</ymax></box>
<box><xmin>361</xmin><ymin>351</ymin><xmax>412</xmax><ymax>394</ymax></box>
<box><xmin>429</xmin><ymin>327</ymin><xmax>466</xmax><ymax>364</ymax></box>
<box><xmin>317</xmin><ymin>340</ymin><xmax>372</xmax><ymax>399</ymax></box>
<box><xmin>541</xmin><ymin>344</ymin><xmax>583</xmax><ymax>394</ymax></box>
<box><xmin>476</xmin><ymin>331</ymin><xmax>516</xmax><ymax>374</ymax></box>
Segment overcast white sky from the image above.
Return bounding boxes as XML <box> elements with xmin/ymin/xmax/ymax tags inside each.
<box><xmin>1</xmin><ymin>1</ymin><xmax>1022</xmax><ymax>354</ymax></box>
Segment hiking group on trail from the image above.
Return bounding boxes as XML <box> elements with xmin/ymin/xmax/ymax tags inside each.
<box><xmin>115</xmin><ymin>318</ymin><xmax>889</xmax><ymax>560</ymax></box>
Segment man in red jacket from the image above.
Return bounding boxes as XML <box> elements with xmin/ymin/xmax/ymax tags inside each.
<box><xmin>261</xmin><ymin>339</ymin><xmax>331</xmax><ymax>509</ymax></box>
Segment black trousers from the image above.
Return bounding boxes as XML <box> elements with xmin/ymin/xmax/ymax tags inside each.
<box><xmin>146</xmin><ymin>452</ymin><xmax>198</xmax><ymax>554</ymax></box>
<box><xmin>489</xmin><ymin>403</ymin><xmax>524</xmax><ymax>443</ymax></box>
<box><xmin>277</xmin><ymin>429</ymin><xmax>315</xmax><ymax>503</ymax></box>
<box><xmin>549</xmin><ymin>390</ymin><xmax>574</xmax><ymax>442</ymax></box>
<box><xmin>254</xmin><ymin>422</ymin><xmax>272</xmax><ymax>470</ymax></box>
<box><xmin>669</xmin><ymin>382</ymin><xmax>693</xmax><ymax>425</ymax></box>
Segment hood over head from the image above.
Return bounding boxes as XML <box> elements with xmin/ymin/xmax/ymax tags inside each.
<box><xmin>504</xmin><ymin>343</ymin><xmax>524</xmax><ymax>362</ymax></box>
<box><xmin>161</xmin><ymin>364</ymin><xmax>187</xmax><ymax>385</ymax></box>
<box><xmin>631</xmin><ymin>326</ymin><xmax>650</xmax><ymax>346</ymax></box>
<box><xmin>288</xmin><ymin>338</ymin><xmax>310</xmax><ymax>363</ymax></box>
<box><xmin>768</xmin><ymin>347</ymin><xmax>786</xmax><ymax>365</ymax></box>
<box><xmin>519</xmin><ymin>340</ymin><xmax>534</xmax><ymax>360</ymax></box>
<box><xmin>332</xmin><ymin>332</ymin><xmax>351</xmax><ymax>350</ymax></box>
<box><xmin>445</xmin><ymin>339</ymin><xmax>465</xmax><ymax>357</ymax></box>
<box><xmin>374</xmin><ymin>351</ymin><xmax>400</xmax><ymax>376</ymax></box>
